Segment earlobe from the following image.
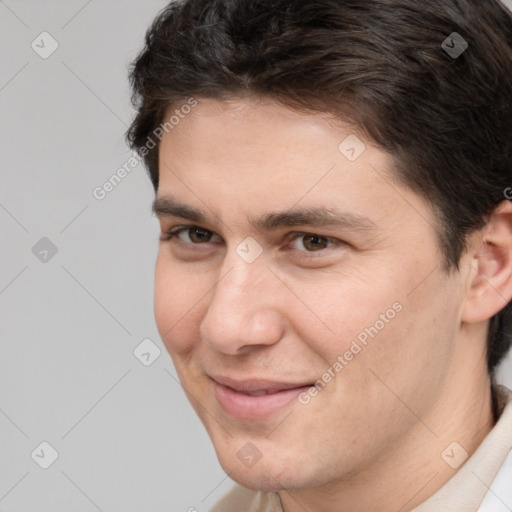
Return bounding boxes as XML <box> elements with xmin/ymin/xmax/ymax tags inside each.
<box><xmin>462</xmin><ymin>200</ymin><xmax>512</xmax><ymax>324</ymax></box>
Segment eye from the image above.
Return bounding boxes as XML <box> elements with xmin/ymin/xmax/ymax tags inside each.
<box><xmin>161</xmin><ymin>226</ymin><xmax>222</xmax><ymax>244</ymax></box>
<box><xmin>289</xmin><ymin>233</ymin><xmax>339</xmax><ymax>252</ymax></box>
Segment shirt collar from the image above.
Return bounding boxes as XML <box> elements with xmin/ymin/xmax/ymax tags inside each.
<box><xmin>412</xmin><ymin>384</ymin><xmax>512</xmax><ymax>511</ymax></box>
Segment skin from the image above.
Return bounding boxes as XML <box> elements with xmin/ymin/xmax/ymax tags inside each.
<box><xmin>153</xmin><ymin>97</ymin><xmax>512</xmax><ymax>511</ymax></box>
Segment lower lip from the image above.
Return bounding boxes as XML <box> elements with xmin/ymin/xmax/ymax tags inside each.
<box><xmin>213</xmin><ymin>381</ymin><xmax>311</xmax><ymax>420</ymax></box>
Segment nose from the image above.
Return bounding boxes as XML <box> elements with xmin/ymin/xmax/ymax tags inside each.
<box><xmin>199</xmin><ymin>258</ymin><xmax>286</xmax><ymax>355</ymax></box>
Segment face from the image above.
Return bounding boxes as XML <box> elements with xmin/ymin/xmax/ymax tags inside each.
<box><xmin>153</xmin><ymin>98</ymin><xmax>467</xmax><ymax>491</ymax></box>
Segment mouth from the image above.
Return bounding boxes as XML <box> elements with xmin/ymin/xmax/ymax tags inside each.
<box><xmin>210</xmin><ymin>375</ymin><xmax>314</xmax><ymax>420</ymax></box>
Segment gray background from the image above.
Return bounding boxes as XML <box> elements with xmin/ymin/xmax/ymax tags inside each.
<box><xmin>1</xmin><ymin>1</ymin><xmax>511</xmax><ymax>511</ymax></box>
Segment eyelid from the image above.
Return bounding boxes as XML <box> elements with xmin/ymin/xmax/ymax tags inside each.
<box><xmin>162</xmin><ymin>225</ymin><xmax>223</xmax><ymax>243</ymax></box>
<box><xmin>161</xmin><ymin>224</ymin><xmax>345</xmax><ymax>253</ymax></box>
<box><xmin>286</xmin><ymin>231</ymin><xmax>343</xmax><ymax>252</ymax></box>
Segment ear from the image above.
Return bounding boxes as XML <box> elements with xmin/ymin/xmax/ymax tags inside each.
<box><xmin>461</xmin><ymin>200</ymin><xmax>512</xmax><ymax>323</ymax></box>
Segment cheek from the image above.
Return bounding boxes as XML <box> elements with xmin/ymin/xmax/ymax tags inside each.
<box><xmin>299</xmin><ymin>260</ymin><xmax>451</xmax><ymax>389</ymax></box>
<box><xmin>335</xmin><ymin>270</ymin><xmax>460</xmax><ymax>400</ymax></box>
<box><xmin>154</xmin><ymin>255</ymin><xmax>207</xmax><ymax>355</ymax></box>
<box><xmin>297</xmin><ymin>270</ymin><xmax>401</xmax><ymax>360</ymax></box>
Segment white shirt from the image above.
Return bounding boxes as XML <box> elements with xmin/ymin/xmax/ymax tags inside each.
<box><xmin>478</xmin><ymin>448</ymin><xmax>512</xmax><ymax>511</ymax></box>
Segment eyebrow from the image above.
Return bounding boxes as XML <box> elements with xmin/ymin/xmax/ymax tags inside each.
<box><xmin>152</xmin><ymin>196</ymin><xmax>377</xmax><ymax>232</ymax></box>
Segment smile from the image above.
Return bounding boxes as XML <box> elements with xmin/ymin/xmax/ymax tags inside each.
<box><xmin>211</xmin><ymin>376</ymin><xmax>313</xmax><ymax>420</ymax></box>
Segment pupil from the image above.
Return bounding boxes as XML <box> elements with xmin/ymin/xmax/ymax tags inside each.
<box><xmin>305</xmin><ymin>235</ymin><xmax>327</xmax><ymax>250</ymax></box>
<box><xmin>192</xmin><ymin>228</ymin><xmax>209</xmax><ymax>242</ymax></box>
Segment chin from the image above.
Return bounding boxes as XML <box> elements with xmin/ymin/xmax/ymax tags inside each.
<box><xmin>216</xmin><ymin>450</ymin><xmax>317</xmax><ymax>492</ymax></box>
<box><xmin>223</xmin><ymin>463</ymin><xmax>288</xmax><ymax>492</ymax></box>
<box><xmin>232</xmin><ymin>472</ymin><xmax>281</xmax><ymax>492</ymax></box>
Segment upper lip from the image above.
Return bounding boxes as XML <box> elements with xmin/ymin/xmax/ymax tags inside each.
<box><xmin>210</xmin><ymin>375</ymin><xmax>313</xmax><ymax>393</ymax></box>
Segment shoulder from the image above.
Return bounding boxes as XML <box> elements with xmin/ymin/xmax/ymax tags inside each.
<box><xmin>210</xmin><ymin>485</ymin><xmax>282</xmax><ymax>512</ymax></box>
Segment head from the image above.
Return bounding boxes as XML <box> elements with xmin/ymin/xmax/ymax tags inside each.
<box><xmin>127</xmin><ymin>0</ymin><xmax>512</xmax><ymax>492</ymax></box>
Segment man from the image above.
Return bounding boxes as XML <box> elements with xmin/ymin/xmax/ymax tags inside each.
<box><xmin>126</xmin><ymin>0</ymin><xmax>512</xmax><ymax>510</ymax></box>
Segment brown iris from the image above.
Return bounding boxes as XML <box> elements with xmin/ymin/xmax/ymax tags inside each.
<box><xmin>188</xmin><ymin>227</ymin><xmax>213</xmax><ymax>243</ymax></box>
<box><xmin>302</xmin><ymin>234</ymin><xmax>329</xmax><ymax>251</ymax></box>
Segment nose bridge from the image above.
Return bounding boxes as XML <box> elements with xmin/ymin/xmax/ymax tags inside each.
<box><xmin>216</xmin><ymin>259</ymin><xmax>259</xmax><ymax>311</ymax></box>
<box><xmin>200</xmin><ymin>256</ymin><xmax>283</xmax><ymax>353</ymax></box>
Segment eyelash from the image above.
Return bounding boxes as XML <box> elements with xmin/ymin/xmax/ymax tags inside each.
<box><xmin>160</xmin><ymin>225</ymin><xmax>343</xmax><ymax>254</ymax></box>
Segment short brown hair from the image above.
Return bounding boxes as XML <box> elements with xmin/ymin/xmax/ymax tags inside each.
<box><xmin>126</xmin><ymin>0</ymin><xmax>512</xmax><ymax>372</ymax></box>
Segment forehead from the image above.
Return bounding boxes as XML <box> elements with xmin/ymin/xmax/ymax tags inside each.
<box><xmin>156</xmin><ymin>97</ymin><xmax>435</xmax><ymax>234</ymax></box>
<box><xmin>160</xmin><ymin>97</ymin><xmax>362</xmax><ymax>159</ymax></box>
